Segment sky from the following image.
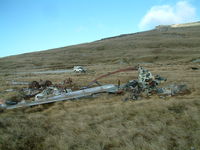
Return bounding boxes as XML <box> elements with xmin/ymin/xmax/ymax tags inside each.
<box><xmin>0</xmin><ymin>0</ymin><xmax>199</xmax><ymax>57</ymax></box>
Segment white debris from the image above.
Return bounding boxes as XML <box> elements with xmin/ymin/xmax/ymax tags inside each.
<box><xmin>35</xmin><ymin>87</ymin><xmax>62</xmax><ymax>101</ymax></box>
<box><xmin>73</xmin><ymin>66</ymin><xmax>86</xmax><ymax>73</ymax></box>
<box><xmin>5</xmin><ymin>89</ymin><xmax>15</xmax><ymax>92</ymax></box>
<box><xmin>138</xmin><ymin>66</ymin><xmax>154</xmax><ymax>88</ymax></box>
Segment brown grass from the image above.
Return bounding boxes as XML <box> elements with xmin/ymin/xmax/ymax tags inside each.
<box><xmin>0</xmin><ymin>25</ymin><xmax>200</xmax><ymax>150</ymax></box>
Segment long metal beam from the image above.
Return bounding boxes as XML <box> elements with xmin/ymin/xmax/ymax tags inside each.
<box><xmin>3</xmin><ymin>84</ymin><xmax>118</xmax><ymax>110</ymax></box>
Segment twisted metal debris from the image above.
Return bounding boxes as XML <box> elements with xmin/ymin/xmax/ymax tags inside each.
<box><xmin>123</xmin><ymin>66</ymin><xmax>189</xmax><ymax>100</ymax></box>
<box><xmin>0</xmin><ymin>66</ymin><xmax>190</xmax><ymax>110</ymax></box>
<box><xmin>1</xmin><ymin>84</ymin><xmax>118</xmax><ymax>110</ymax></box>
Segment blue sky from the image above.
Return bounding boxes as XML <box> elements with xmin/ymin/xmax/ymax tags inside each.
<box><xmin>0</xmin><ymin>0</ymin><xmax>199</xmax><ymax>57</ymax></box>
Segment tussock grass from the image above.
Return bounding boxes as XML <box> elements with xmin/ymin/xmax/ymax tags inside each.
<box><xmin>0</xmin><ymin>96</ymin><xmax>200</xmax><ymax>150</ymax></box>
<box><xmin>0</xmin><ymin>25</ymin><xmax>200</xmax><ymax>150</ymax></box>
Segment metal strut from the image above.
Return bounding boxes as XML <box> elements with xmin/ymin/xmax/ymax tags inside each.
<box><xmin>87</xmin><ymin>66</ymin><xmax>138</xmax><ymax>87</ymax></box>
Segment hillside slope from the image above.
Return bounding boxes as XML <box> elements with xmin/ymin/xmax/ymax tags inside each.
<box><xmin>0</xmin><ymin>23</ymin><xmax>200</xmax><ymax>150</ymax></box>
<box><xmin>0</xmin><ymin>24</ymin><xmax>200</xmax><ymax>72</ymax></box>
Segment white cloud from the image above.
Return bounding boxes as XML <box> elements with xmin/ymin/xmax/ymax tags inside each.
<box><xmin>139</xmin><ymin>1</ymin><xmax>198</xmax><ymax>30</ymax></box>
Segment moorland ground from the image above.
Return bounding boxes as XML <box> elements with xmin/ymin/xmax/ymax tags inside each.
<box><xmin>0</xmin><ymin>24</ymin><xmax>200</xmax><ymax>150</ymax></box>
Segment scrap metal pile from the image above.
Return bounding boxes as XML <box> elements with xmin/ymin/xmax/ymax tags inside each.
<box><xmin>122</xmin><ymin>66</ymin><xmax>190</xmax><ymax>100</ymax></box>
<box><xmin>0</xmin><ymin>66</ymin><xmax>190</xmax><ymax>110</ymax></box>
